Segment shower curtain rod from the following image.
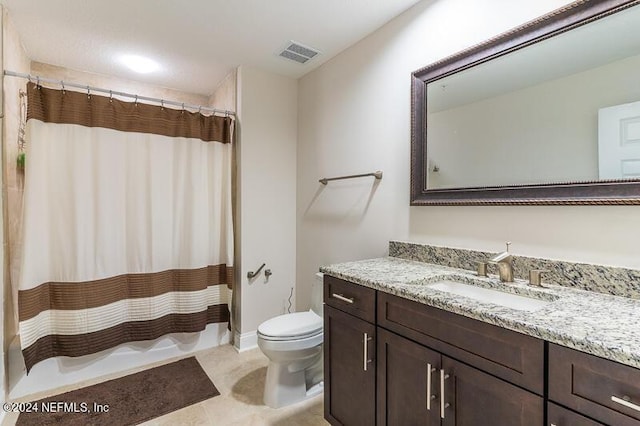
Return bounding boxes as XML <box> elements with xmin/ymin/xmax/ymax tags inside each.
<box><xmin>3</xmin><ymin>70</ymin><xmax>236</xmax><ymax>117</ymax></box>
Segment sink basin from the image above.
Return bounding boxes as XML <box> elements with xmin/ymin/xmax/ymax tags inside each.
<box><xmin>427</xmin><ymin>280</ymin><xmax>550</xmax><ymax>312</ymax></box>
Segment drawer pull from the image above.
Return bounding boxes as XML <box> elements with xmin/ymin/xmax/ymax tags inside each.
<box><xmin>612</xmin><ymin>395</ymin><xmax>640</xmax><ymax>412</ymax></box>
<box><xmin>440</xmin><ymin>370</ymin><xmax>450</xmax><ymax>419</ymax></box>
<box><xmin>363</xmin><ymin>333</ymin><xmax>373</xmax><ymax>371</ymax></box>
<box><xmin>332</xmin><ymin>293</ymin><xmax>354</xmax><ymax>304</ymax></box>
<box><xmin>426</xmin><ymin>363</ymin><xmax>436</xmax><ymax>410</ymax></box>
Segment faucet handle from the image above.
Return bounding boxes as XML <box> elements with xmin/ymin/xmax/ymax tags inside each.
<box><xmin>529</xmin><ymin>269</ymin><xmax>549</xmax><ymax>287</ymax></box>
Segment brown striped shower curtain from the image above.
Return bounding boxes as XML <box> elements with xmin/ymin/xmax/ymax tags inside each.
<box><xmin>18</xmin><ymin>83</ymin><xmax>234</xmax><ymax>371</ymax></box>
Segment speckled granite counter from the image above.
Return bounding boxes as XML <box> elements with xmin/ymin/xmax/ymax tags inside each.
<box><xmin>320</xmin><ymin>257</ymin><xmax>640</xmax><ymax>369</ymax></box>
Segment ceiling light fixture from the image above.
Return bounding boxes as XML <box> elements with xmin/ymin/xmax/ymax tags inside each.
<box><xmin>119</xmin><ymin>54</ymin><xmax>160</xmax><ymax>74</ymax></box>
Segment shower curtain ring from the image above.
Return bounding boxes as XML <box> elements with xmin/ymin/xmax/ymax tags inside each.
<box><xmin>61</xmin><ymin>81</ymin><xmax>65</xmax><ymax>94</ymax></box>
<box><xmin>198</xmin><ymin>106</ymin><xmax>202</xmax><ymax>114</ymax></box>
<box><xmin>36</xmin><ymin>76</ymin><xmax>41</xmax><ymax>89</ymax></box>
<box><xmin>135</xmin><ymin>95</ymin><xmax>138</xmax><ymax>106</ymax></box>
<box><xmin>181</xmin><ymin>103</ymin><xmax>185</xmax><ymax>114</ymax></box>
<box><xmin>109</xmin><ymin>90</ymin><xmax>113</xmax><ymax>103</ymax></box>
<box><xmin>161</xmin><ymin>99</ymin><xmax>164</xmax><ymax>109</ymax></box>
<box><xmin>87</xmin><ymin>86</ymin><xmax>91</xmax><ymax>99</ymax></box>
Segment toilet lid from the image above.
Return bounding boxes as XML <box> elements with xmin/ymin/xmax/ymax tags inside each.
<box><xmin>258</xmin><ymin>310</ymin><xmax>322</xmax><ymax>338</ymax></box>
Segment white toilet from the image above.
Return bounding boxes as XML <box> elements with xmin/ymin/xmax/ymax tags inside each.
<box><xmin>257</xmin><ymin>273</ymin><xmax>324</xmax><ymax>408</ymax></box>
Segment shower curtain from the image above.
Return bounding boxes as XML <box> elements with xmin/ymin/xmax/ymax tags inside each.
<box><xmin>18</xmin><ymin>83</ymin><xmax>234</xmax><ymax>371</ymax></box>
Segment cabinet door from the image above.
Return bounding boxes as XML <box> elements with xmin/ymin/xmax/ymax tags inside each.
<box><xmin>324</xmin><ymin>305</ymin><xmax>376</xmax><ymax>426</ymax></box>
<box><xmin>377</xmin><ymin>328</ymin><xmax>441</xmax><ymax>426</ymax></box>
<box><xmin>441</xmin><ymin>356</ymin><xmax>543</xmax><ymax>426</ymax></box>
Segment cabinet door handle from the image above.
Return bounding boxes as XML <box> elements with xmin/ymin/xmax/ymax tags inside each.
<box><xmin>363</xmin><ymin>333</ymin><xmax>372</xmax><ymax>371</ymax></box>
<box><xmin>612</xmin><ymin>395</ymin><xmax>640</xmax><ymax>412</ymax></box>
<box><xmin>426</xmin><ymin>363</ymin><xmax>436</xmax><ymax>410</ymax></box>
<box><xmin>332</xmin><ymin>293</ymin><xmax>354</xmax><ymax>304</ymax></box>
<box><xmin>440</xmin><ymin>369</ymin><xmax>450</xmax><ymax>419</ymax></box>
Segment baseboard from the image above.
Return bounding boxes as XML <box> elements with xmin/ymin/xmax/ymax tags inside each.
<box><xmin>234</xmin><ymin>330</ymin><xmax>258</xmax><ymax>352</ymax></box>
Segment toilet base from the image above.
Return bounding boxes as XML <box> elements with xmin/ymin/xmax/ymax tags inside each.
<box><xmin>263</xmin><ymin>349</ymin><xmax>323</xmax><ymax>409</ymax></box>
<box><xmin>305</xmin><ymin>381</ymin><xmax>324</xmax><ymax>398</ymax></box>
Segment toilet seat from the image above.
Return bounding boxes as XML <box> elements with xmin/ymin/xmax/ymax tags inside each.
<box><xmin>258</xmin><ymin>330</ymin><xmax>324</xmax><ymax>353</ymax></box>
<box><xmin>258</xmin><ymin>310</ymin><xmax>322</xmax><ymax>341</ymax></box>
<box><xmin>258</xmin><ymin>328</ymin><xmax>322</xmax><ymax>341</ymax></box>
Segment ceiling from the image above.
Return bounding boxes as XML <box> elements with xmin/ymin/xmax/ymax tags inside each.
<box><xmin>0</xmin><ymin>0</ymin><xmax>422</xmax><ymax>96</ymax></box>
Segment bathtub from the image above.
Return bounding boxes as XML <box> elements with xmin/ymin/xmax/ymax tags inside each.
<box><xmin>8</xmin><ymin>322</ymin><xmax>230</xmax><ymax>399</ymax></box>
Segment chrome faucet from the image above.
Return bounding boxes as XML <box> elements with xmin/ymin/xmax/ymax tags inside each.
<box><xmin>489</xmin><ymin>242</ymin><xmax>514</xmax><ymax>282</ymax></box>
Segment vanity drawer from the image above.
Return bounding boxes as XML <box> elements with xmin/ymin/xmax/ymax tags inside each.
<box><xmin>377</xmin><ymin>292</ymin><xmax>544</xmax><ymax>394</ymax></box>
<box><xmin>324</xmin><ymin>276</ymin><xmax>376</xmax><ymax>323</ymax></box>
<box><xmin>548</xmin><ymin>402</ymin><xmax>604</xmax><ymax>426</ymax></box>
<box><xmin>549</xmin><ymin>343</ymin><xmax>640</xmax><ymax>426</ymax></box>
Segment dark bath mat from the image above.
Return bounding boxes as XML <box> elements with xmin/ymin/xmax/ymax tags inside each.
<box><xmin>16</xmin><ymin>357</ymin><xmax>219</xmax><ymax>426</ymax></box>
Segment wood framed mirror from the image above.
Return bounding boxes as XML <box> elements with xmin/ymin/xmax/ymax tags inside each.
<box><xmin>411</xmin><ymin>0</ymin><xmax>640</xmax><ymax>205</ymax></box>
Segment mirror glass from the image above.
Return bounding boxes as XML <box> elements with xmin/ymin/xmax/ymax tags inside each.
<box><xmin>425</xmin><ymin>4</ymin><xmax>640</xmax><ymax>190</ymax></box>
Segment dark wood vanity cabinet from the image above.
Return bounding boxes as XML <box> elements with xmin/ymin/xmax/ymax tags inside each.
<box><xmin>377</xmin><ymin>328</ymin><xmax>543</xmax><ymax>426</ymax></box>
<box><xmin>324</xmin><ymin>276</ymin><xmax>377</xmax><ymax>426</ymax></box>
<box><xmin>549</xmin><ymin>343</ymin><xmax>640</xmax><ymax>426</ymax></box>
<box><xmin>376</xmin><ymin>294</ymin><xmax>544</xmax><ymax>426</ymax></box>
<box><xmin>377</xmin><ymin>292</ymin><xmax>545</xmax><ymax>395</ymax></box>
<box><xmin>324</xmin><ymin>277</ymin><xmax>640</xmax><ymax>426</ymax></box>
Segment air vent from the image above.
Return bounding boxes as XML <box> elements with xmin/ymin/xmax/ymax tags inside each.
<box><xmin>278</xmin><ymin>41</ymin><xmax>320</xmax><ymax>64</ymax></box>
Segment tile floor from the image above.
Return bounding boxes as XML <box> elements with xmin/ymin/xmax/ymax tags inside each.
<box><xmin>3</xmin><ymin>345</ymin><xmax>328</xmax><ymax>426</ymax></box>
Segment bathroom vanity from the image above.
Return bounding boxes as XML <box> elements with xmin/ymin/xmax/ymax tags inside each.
<box><xmin>321</xmin><ymin>253</ymin><xmax>640</xmax><ymax>426</ymax></box>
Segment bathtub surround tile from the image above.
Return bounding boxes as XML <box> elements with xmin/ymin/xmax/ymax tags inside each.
<box><xmin>15</xmin><ymin>357</ymin><xmax>219</xmax><ymax>426</ymax></box>
<box><xmin>389</xmin><ymin>240</ymin><xmax>640</xmax><ymax>299</ymax></box>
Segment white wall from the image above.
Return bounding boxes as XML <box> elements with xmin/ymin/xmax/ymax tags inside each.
<box><xmin>209</xmin><ymin>70</ymin><xmax>237</xmax><ymax>113</ymax></box>
<box><xmin>236</xmin><ymin>66</ymin><xmax>297</xmax><ymax>349</ymax></box>
<box><xmin>297</xmin><ymin>0</ymin><xmax>640</xmax><ymax>310</ymax></box>
<box><xmin>1</xmin><ymin>7</ymin><xmax>31</xmax><ymax>403</ymax></box>
<box><xmin>0</xmin><ymin>6</ymin><xmax>5</xmax><ymax>407</ymax></box>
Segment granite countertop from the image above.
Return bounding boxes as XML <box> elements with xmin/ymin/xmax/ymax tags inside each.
<box><xmin>320</xmin><ymin>257</ymin><xmax>640</xmax><ymax>369</ymax></box>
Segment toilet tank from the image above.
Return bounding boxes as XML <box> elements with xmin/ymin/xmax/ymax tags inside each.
<box><xmin>311</xmin><ymin>272</ymin><xmax>324</xmax><ymax>317</ymax></box>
